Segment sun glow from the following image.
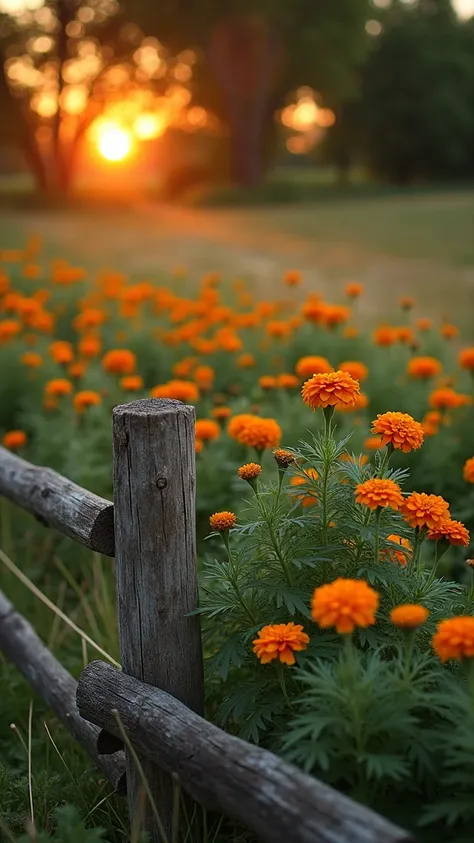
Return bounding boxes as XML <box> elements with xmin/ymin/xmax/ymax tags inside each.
<box><xmin>96</xmin><ymin>123</ymin><xmax>133</xmax><ymax>162</ymax></box>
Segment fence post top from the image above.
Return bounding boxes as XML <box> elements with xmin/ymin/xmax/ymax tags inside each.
<box><xmin>113</xmin><ymin>398</ymin><xmax>195</xmax><ymax>419</ymax></box>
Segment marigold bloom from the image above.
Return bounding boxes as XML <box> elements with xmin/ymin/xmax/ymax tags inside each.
<box><xmin>195</xmin><ymin>419</ymin><xmax>220</xmax><ymax>442</ymax></box>
<box><xmin>44</xmin><ymin>378</ymin><xmax>73</xmax><ymax>398</ymax></box>
<box><xmin>0</xmin><ymin>319</ymin><xmax>21</xmax><ymax>342</ymax></box>
<box><xmin>73</xmin><ymin>390</ymin><xmax>101</xmax><ymax>414</ymax></box>
<box><xmin>234</xmin><ymin>416</ymin><xmax>282</xmax><ymax>451</ymax></box>
<box><xmin>338</xmin><ymin>392</ymin><xmax>369</xmax><ymax>413</ymax></box>
<box><xmin>20</xmin><ymin>351</ymin><xmax>42</xmax><ymax>368</ymax></box>
<box><xmin>433</xmin><ymin>616</ymin><xmax>474</xmax><ymax>662</ymax></box>
<box><xmin>266</xmin><ymin>320</ymin><xmax>292</xmax><ymax>339</ymax></box>
<box><xmin>194</xmin><ymin>365</ymin><xmax>215</xmax><ymax>390</ymax></box>
<box><xmin>238</xmin><ymin>462</ymin><xmax>262</xmax><ymax>481</ymax></box>
<box><xmin>395</xmin><ymin>326</ymin><xmax>414</xmax><ymax>344</ymax></box>
<box><xmin>290</xmin><ymin>468</ymin><xmax>318</xmax><ymax>506</ymax></box>
<box><xmin>355</xmin><ymin>478</ymin><xmax>403</xmax><ymax>511</ymax></box>
<box><xmin>384</xmin><ymin>534</ymin><xmax>412</xmax><ymax>566</ymax></box>
<box><xmin>253</xmin><ymin>622</ymin><xmax>309</xmax><ymax>665</ymax></box>
<box><xmin>284</xmin><ymin>270</ymin><xmax>302</xmax><ymax>287</ymax></box>
<box><xmin>49</xmin><ymin>340</ymin><xmax>74</xmax><ymax>365</ymax></box>
<box><xmin>440</xmin><ymin>323</ymin><xmax>458</xmax><ymax>340</ymax></box>
<box><xmin>429</xmin><ymin>387</ymin><xmax>469</xmax><ymax>410</ymax></box>
<box><xmin>3</xmin><ymin>430</ymin><xmax>27</xmax><ymax>449</ymax></box>
<box><xmin>463</xmin><ymin>457</ymin><xmax>474</xmax><ymax>483</ymax></box>
<box><xmin>345</xmin><ymin>282</ymin><xmax>364</xmax><ymax>298</ymax></box>
<box><xmin>370</xmin><ymin>411</ymin><xmax>424</xmax><ymax>453</ymax></box>
<box><xmin>372</xmin><ymin>325</ymin><xmax>396</xmax><ymax>346</ymax></box>
<box><xmin>407</xmin><ymin>356</ymin><xmax>442</xmax><ymax>380</ymax></box>
<box><xmin>416</xmin><ymin>318</ymin><xmax>432</xmax><ymax>332</ymax></box>
<box><xmin>302</xmin><ymin>370</ymin><xmax>360</xmax><ymax>411</ymax></box>
<box><xmin>273</xmin><ymin>448</ymin><xmax>295</xmax><ymax>468</ymax></box>
<box><xmin>427</xmin><ymin>519</ymin><xmax>470</xmax><ymax>547</ymax></box>
<box><xmin>343</xmin><ymin>326</ymin><xmax>359</xmax><ymax>339</ymax></box>
<box><xmin>458</xmin><ymin>347</ymin><xmax>474</xmax><ymax>371</ymax></box>
<box><xmin>364</xmin><ymin>436</ymin><xmax>385</xmax><ymax>451</ymax></box>
<box><xmin>73</xmin><ymin>308</ymin><xmax>106</xmax><ymax>332</ymax></box>
<box><xmin>400</xmin><ymin>297</ymin><xmax>415</xmax><ymax>310</ymax></box>
<box><xmin>295</xmin><ymin>355</ymin><xmax>333</xmax><ymax>379</ymax></box>
<box><xmin>237</xmin><ymin>353</ymin><xmax>255</xmax><ymax>368</ymax></box>
<box><xmin>400</xmin><ymin>492</ymin><xmax>450</xmax><ymax>530</ymax></box>
<box><xmin>102</xmin><ymin>349</ymin><xmax>136</xmax><ymax>375</ymax></box>
<box><xmin>276</xmin><ymin>373</ymin><xmax>299</xmax><ymax>389</ymax></box>
<box><xmin>390</xmin><ymin>604</ymin><xmax>429</xmax><ymax>628</ymax></box>
<box><xmin>301</xmin><ymin>297</ymin><xmax>326</xmax><ymax>324</ymax></box>
<box><xmin>311</xmin><ymin>578</ymin><xmax>379</xmax><ymax>634</ymax></box>
<box><xmin>259</xmin><ymin>375</ymin><xmax>277</xmax><ymax>390</ymax></box>
<box><xmin>120</xmin><ymin>375</ymin><xmax>144</xmax><ymax>391</ymax></box>
<box><xmin>78</xmin><ymin>336</ymin><xmax>101</xmax><ymax>359</ymax></box>
<box><xmin>228</xmin><ymin>414</ymin><xmax>256</xmax><ymax>439</ymax></box>
<box><xmin>339</xmin><ymin>361</ymin><xmax>368</xmax><ymax>382</ymax></box>
<box><xmin>151</xmin><ymin>380</ymin><xmax>199</xmax><ymax>403</ymax></box>
<box><xmin>322</xmin><ymin>304</ymin><xmax>351</xmax><ymax>329</ymax></box>
<box><xmin>68</xmin><ymin>362</ymin><xmax>87</xmax><ymax>380</ymax></box>
<box><xmin>211</xmin><ymin>406</ymin><xmax>232</xmax><ymax>422</ymax></box>
<box><xmin>209</xmin><ymin>511</ymin><xmax>236</xmax><ymax>531</ymax></box>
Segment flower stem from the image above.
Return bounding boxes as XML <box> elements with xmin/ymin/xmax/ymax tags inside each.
<box><xmin>276</xmin><ymin>661</ymin><xmax>293</xmax><ymax>710</ymax></box>
<box><xmin>374</xmin><ymin>508</ymin><xmax>382</xmax><ymax>564</ymax></box>
<box><xmin>379</xmin><ymin>444</ymin><xmax>394</xmax><ymax>478</ymax></box>
<box><xmin>222</xmin><ymin>531</ymin><xmax>256</xmax><ymax>625</ymax></box>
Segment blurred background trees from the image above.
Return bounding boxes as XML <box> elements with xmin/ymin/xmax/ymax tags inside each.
<box><xmin>0</xmin><ymin>0</ymin><xmax>473</xmax><ymax>197</ymax></box>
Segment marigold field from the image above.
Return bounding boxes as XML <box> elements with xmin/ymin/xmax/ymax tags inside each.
<box><xmin>2</xmin><ymin>236</ymin><xmax>474</xmax><ymax>841</ymax></box>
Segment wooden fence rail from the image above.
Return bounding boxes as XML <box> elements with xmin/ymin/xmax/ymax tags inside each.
<box><xmin>0</xmin><ymin>398</ymin><xmax>415</xmax><ymax>843</ymax></box>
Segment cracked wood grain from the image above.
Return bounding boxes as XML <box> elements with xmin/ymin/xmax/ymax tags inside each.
<box><xmin>112</xmin><ymin>398</ymin><xmax>204</xmax><ymax>840</ymax></box>
<box><xmin>0</xmin><ymin>446</ymin><xmax>114</xmax><ymax>555</ymax></box>
<box><xmin>0</xmin><ymin>593</ymin><xmax>125</xmax><ymax>793</ymax></box>
<box><xmin>77</xmin><ymin>661</ymin><xmax>414</xmax><ymax>843</ymax></box>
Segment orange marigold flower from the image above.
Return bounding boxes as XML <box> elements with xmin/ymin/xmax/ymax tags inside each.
<box><xmin>20</xmin><ymin>351</ymin><xmax>42</xmax><ymax>368</ymax></box>
<box><xmin>78</xmin><ymin>335</ymin><xmax>101</xmax><ymax>359</ymax></box>
<box><xmin>371</xmin><ymin>411</ymin><xmax>424</xmax><ymax>453</ymax></box>
<box><xmin>44</xmin><ymin>378</ymin><xmax>73</xmax><ymax>398</ymax></box>
<box><xmin>283</xmin><ymin>270</ymin><xmax>302</xmax><ymax>287</ymax></box>
<box><xmin>209</xmin><ymin>511</ymin><xmax>236</xmax><ymax>531</ymax></box>
<box><xmin>211</xmin><ymin>406</ymin><xmax>232</xmax><ymax>422</ymax></box>
<box><xmin>290</xmin><ymin>468</ymin><xmax>318</xmax><ymax>507</ymax></box>
<box><xmin>400</xmin><ymin>297</ymin><xmax>415</xmax><ymax>310</ymax></box>
<box><xmin>395</xmin><ymin>326</ymin><xmax>414</xmax><ymax>344</ymax></box>
<box><xmin>301</xmin><ymin>297</ymin><xmax>326</xmax><ymax>324</ymax></box>
<box><xmin>3</xmin><ymin>430</ymin><xmax>27</xmax><ymax>450</ymax></box>
<box><xmin>49</xmin><ymin>340</ymin><xmax>74</xmax><ymax>365</ymax></box>
<box><xmin>463</xmin><ymin>457</ymin><xmax>474</xmax><ymax>483</ymax></box>
<box><xmin>384</xmin><ymin>534</ymin><xmax>412</xmax><ymax>566</ymax></box>
<box><xmin>322</xmin><ymin>304</ymin><xmax>350</xmax><ymax>328</ymax></box>
<box><xmin>427</xmin><ymin>519</ymin><xmax>470</xmax><ymax>547</ymax></box>
<box><xmin>266</xmin><ymin>320</ymin><xmax>292</xmax><ymax>339</ymax></box>
<box><xmin>68</xmin><ymin>362</ymin><xmax>87</xmax><ymax>380</ymax></box>
<box><xmin>276</xmin><ymin>373</ymin><xmax>299</xmax><ymax>389</ymax></box>
<box><xmin>407</xmin><ymin>356</ymin><xmax>442</xmax><ymax>380</ymax></box>
<box><xmin>253</xmin><ymin>622</ymin><xmax>309</xmax><ymax>665</ymax></box>
<box><xmin>417</xmin><ymin>318</ymin><xmax>432</xmax><ymax>332</ymax></box>
<box><xmin>345</xmin><ymin>282</ymin><xmax>364</xmax><ymax>298</ymax></box>
<box><xmin>311</xmin><ymin>578</ymin><xmax>379</xmax><ymax>634</ymax></box>
<box><xmin>273</xmin><ymin>448</ymin><xmax>295</xmax><ymax>468</ymax></box>
<box><xmin>339</xmin><ymin>361</ymin><xmax>368</xmax><ymax>382</ymax></box>
<box><xmin>259</xmin><ymin>375</ymin><xmax>277</xmax><ymax>390</ymax></box>
<box><xmin>150</xmin><ymin>380</ymin><xmax>199</xmax><ymax>403</ymax></box>
<box><xmin>338</xmin><ymin>392</ymin><xmax>369</xmax><ymax>413</ymax></box>
<box><xmin>432</xmin><ymin>616</ymin><xmax>474</xmax><ymax>662</ymax></box>
<box><xmin>440</xmin><ymin>323</ymin><xmax>458</xmax><ymax>340</ymax></box>
<box><xmin>195</xmin><ymin>419</ymin><xmax>220</xmax><ymax>441</ymax></box>
<box><xmin>238</xmin><ymin>462</ymin><xmax>262</xmax><ymax>481</ymax></box>
<box><xmin>102</xmin><ymin>349</ymin><xmax>136</xmax><ymax>375</ymax></box>
<box><xmin>355</xmin><ymin>478</ymin><xmax>403</xmax><ymax>511</ymax></box>
<box><xmin>228</xmin><ymin>413</ymin><xmax>256</xmax><ymax>439</ymax></box>
<box><xmin>234</xmin><ymin>416</ymin><xmax>282</xmax><ymax>451</ymax></box>
<box><xmin>0</xmin><ymin>319</ymin><xmax>21</xmax><ymax>342</ymax></box>
<box><xmin>364</xmin><ymin>436</ymin><xmax>385</xmax><ymax>451</ymax></box>
<box><xmin>194</xmin><ymin>365</ymin><xmax>215</xmax><ymax>390</ymax></box>
<box><xmin>429</xmin><ymin>387</ymin><xmax>469</xmax><ymax>410</ymax></box>
<box><xmin>390</xmin><ymin>604</ymin><xmax>429</xmax><ymax>628</ymax></box>
<box><xmin>372</xmin><ymin>325</ymin><xmax>396</xmax><ymax>346</ymax></box>
<box><xmin>343</xmin><ymin>326</ymin><xmax>359</xmax><ymax>339</ymax></box>
<box><xmin>302</xmin><ymin>370</ymin><xmax>360</xmax><ymax>411</ymax></box>
<box><xmin>73</xmin><ymin>308</ymin><xmax>106</xmax><ymax>332</ymax></box>
<box><xmin>237</xmin><ymin>353</ymin><xmax>256</xmax><ymax>368</ymax></box>
<box><xmin>400</xmin><ymin>492</ymin><xmax>450</xmax><ymax>530</ymax></box>
<box><xmin>73</xmin><ymin>390</ymin><xmax>101</xmax><ymax>414</ymax></box>
<box><xmin>120</xmin><ymin>375</ymin><xmax>144</xmax><ymax>391</ymax></box>
<box><xmin>295</xmin><ymin>355</ymin><xmax>333</xmax><ymax>379</ymax></box>
<box><xmin>458</xmin><ymin>347</ymin><xmax>474</xmax><ymax>371</ymax></box>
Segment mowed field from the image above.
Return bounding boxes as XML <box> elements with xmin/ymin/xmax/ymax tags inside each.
<box><xmin>1</xmin><ymin>187</ymin><xmax>473</xmax><ymax>326</ymax></box>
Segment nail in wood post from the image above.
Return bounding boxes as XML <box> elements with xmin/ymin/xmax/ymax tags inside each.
<box><xmin>113</xmin><ymin>398</ymin><xmax>204</xmax><ymax>840</ymax></box>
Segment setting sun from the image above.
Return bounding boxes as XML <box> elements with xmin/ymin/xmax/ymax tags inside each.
<box><xmin>97</xmin><ymin>124</ymin><xmax>133</xmax><ymax>162</ymax></box>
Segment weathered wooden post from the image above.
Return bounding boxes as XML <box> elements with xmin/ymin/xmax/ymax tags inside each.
<box><xmin>112</xmin><ymin>398</ymin><xmax>204</xmax><ymax>840</ymax></box>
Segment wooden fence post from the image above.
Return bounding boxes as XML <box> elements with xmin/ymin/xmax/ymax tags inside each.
<box><xmin>112</xmin><ymin>398</ymin><xmax>204</xmax><ymax>841</ymax></box>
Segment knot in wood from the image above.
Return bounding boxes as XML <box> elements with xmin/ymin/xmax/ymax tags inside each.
<box><xmin>156</xmin><ymin>477</ymin><xmax>167</xmax><ymax>490</ymax></box>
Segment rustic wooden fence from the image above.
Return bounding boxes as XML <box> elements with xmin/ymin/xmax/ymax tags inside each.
<box><xmin>0</xmin><ymin>398</ymin><xmax>414</xmax><ymax>843</ymax></box>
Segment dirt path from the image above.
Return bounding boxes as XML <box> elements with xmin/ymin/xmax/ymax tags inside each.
<box><xmin>2</xmin><ymin>200</ymin><xmax>473</xmax><ymax>323</ymax></box>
